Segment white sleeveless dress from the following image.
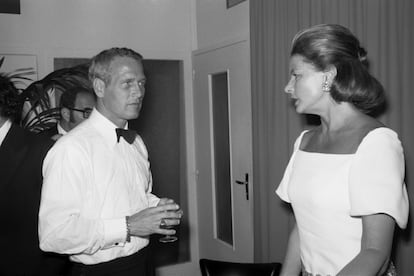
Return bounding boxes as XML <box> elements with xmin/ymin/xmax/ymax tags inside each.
<box><xmin>276</xmin><ymin>128</ymin><xmax>409</xmax><ymax>275</ymax></box>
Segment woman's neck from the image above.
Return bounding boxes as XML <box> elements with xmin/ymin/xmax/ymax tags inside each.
<box><xmin>319</xmin><ymin>102</ymin><xmax>364</xmax><ymax>134</ymax></box>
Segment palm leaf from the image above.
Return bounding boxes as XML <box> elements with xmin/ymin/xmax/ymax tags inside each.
<box><xmin>20</xmin><ymin>63</ymin><xmax>91</xmax><ymax>132</ymax></box>
<box><xmin>25</xmin><ymin>108</ymin><xmax>60</xmax><ymax>133</ymax></box>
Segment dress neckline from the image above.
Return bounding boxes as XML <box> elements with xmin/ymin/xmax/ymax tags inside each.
<box><xmin>298</xmin><ymin>127</ymin><xmax>390</xmax><ymax>155</ymax></box>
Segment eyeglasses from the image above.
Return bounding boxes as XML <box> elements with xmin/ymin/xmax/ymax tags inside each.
<box><xmin>66</xmin><ymin>107</ymin><xmax>93</xmax><ymax>119</ymax></box>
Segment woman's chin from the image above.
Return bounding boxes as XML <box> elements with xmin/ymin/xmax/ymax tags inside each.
<box><xmin>295</xmin><ymin>105</ymin><xmax>304</xmax><ymax>113</ymax></box>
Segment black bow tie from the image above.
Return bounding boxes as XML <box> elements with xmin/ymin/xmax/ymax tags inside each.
<box><xmin>115</xmin><ymin>128</ymin><xmax>137</xmax><ymax>144</ymax></box>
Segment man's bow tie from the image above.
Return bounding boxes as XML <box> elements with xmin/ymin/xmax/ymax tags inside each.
<box><xmin>115</xmin><ymin>128</ymin><xmax>137</xmax><ymax>144</ymax></box>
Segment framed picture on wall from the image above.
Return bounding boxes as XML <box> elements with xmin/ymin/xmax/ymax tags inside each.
<box><xmin>53</xmin><ymin>57</ymin><xmax>90</xmax><ymax>71</ymax></box>
<box><xmin>0</xmin><ymin>0</ymin><xmax>20</xmax><ymax>14</ymax></box>
<box><xmin>226</xmin><ymin>0</ymin><xmax>246</xmax><ymax>9</ymax></box>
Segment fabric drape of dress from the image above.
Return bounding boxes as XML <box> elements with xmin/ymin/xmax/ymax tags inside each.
<box><xmin>250</xmin><ymin>0</ymin><xmax>414</xmax><ymax>274</ymax></box>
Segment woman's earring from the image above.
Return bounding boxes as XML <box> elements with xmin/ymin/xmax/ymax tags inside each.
<box><xmin>322</xmin><ymin>81</ymin><xmax>330</xmax><ymax>92</ymax></box>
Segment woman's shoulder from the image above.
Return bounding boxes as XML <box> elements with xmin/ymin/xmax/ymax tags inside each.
<box><xmin>357</xmin><ymin>116</ymin><xmax>396</xmax><ymax>141</ymax></box>
<box><xmin>350</xmin><ymin>117</ymin><xmax>382</xmax><ymax>140</ymax></box>
<box><xmin>358</xmin><ymin>126</ymin><xmax>401</xmax><ymax>150</ymax></box>
<box><xmin>354</xmin><ymin>115</ymin><xmax>402</xmax><ymax>153</ymax></box>
<box><xmin>339</xmin><ymin>117</ymin><xmax>391</xmax><ymax>153</ymax></box>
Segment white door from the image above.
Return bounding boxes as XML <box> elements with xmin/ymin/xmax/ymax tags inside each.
<box><xmin>193</xmin><ymin>40</ymin><xmax>254</xmax><ymax>262</ymax></box>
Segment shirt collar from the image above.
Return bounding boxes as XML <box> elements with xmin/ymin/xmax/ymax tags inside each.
<box><xmin>0</xmin><ymin>119</ymin><xmax>12</xmax><ymax>147</ymax></box>
<box><xmin>88</xmin><ymin>108</ymin><xmax>129</xmax><ymax>145</ymax></box>
<box><xmin>57</xmin><ymin>123</ymin><xmax>68</xmax><ymax>135</ymax></box>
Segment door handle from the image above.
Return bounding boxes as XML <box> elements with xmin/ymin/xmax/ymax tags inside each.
<box><xmin>235</xmin><ymin>173</ymin><xmax>249</xmax><ymax>200</ymax></box>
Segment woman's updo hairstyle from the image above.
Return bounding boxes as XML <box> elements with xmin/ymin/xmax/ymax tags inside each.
<box><xmin>291</xmin><ymin>24</ymin><xmax>385</xmax><ymax>115</ymax></box>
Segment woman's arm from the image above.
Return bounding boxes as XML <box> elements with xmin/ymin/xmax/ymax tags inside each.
<box><xmin>337</xmin><ymin>213</ymin><xmax>395</xmax><ymax>276</ymax></box>
<box><xmin>280</xmin><ymin>222</ymin><xmax>302</xmax><ymax>276</ymax></box>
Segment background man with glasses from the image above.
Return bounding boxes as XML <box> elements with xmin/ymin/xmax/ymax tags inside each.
<box><xmin>42</xmin><ymin>86</ymin><xmax>96</xmax><ymax>140</ymax></box>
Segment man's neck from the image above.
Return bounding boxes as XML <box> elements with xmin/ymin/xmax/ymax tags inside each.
<box><xmin>96</xmin><ymin>104</ymin><xmax>128</xmax><ymax>128</ymax></box>
<box><xmin>59</xmin><ymin>121</ymin><xmax>71</xmax><ymax>132</ymax></box>
<box><xmin>57</xmin><ymin>122</ymin><xmax>69</xmax><ymax>135</ymax></box>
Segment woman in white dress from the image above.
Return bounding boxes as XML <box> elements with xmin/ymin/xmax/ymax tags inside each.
<box><xmin>276</xmin><ymin>24</ymin><xmax>409</xmax><ymax>276</ymax></box>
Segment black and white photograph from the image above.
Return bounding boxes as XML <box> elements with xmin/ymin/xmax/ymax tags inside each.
<box><xmin>0</xmin><ymin>1</ymin><xmax>413</xmax><ymax>275</ymax></box>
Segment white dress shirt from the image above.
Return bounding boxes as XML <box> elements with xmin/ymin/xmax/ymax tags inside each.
<box><xmin>57</xmin><ymin>122</ymin><xmax>68</xmax><ymax>135</ymax></box>
<box><xmin>0</xmin><ymin>119</ymin><xmax>12</xmax><ymax>147</ymax></box>
<box><xmin>39</xmin><ymin>109</ymin><xmax>159</xmax><ymax>265</ymax></box>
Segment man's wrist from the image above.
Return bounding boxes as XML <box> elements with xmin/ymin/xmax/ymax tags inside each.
<box><xmin>126</xmin><ymin>216</ymin><xmax>131</xmax><ymax>242</ymax></box>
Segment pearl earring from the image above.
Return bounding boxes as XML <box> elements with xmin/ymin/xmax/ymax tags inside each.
<box><xmin>322</xmin><ymin>81</ymin><xmax>330</xmax><ymax>92</ymax></box>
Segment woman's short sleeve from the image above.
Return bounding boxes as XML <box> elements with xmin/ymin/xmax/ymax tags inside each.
<box><xmin>349</xmin><ymin>128</ymin><xmax>409</xmax><ymax>228</ymax></box>
<box><xmin>276</xmin><ymin>131</ymin><xmax>308</xmax><ymax>203</ymax></box>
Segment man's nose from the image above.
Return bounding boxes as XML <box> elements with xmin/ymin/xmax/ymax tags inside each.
<box><xmin>131</xmin><ymin>82</ymin><xmax>145</xmax><ymax>96</ymax></box>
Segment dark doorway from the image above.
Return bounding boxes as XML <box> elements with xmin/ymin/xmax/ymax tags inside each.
<box><xmin>130</xmin><ymin>59</ymin><xmax>190</xmax><ymax>267</ymax></box>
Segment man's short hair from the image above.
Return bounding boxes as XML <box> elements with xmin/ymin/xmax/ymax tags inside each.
<box><xmin>60</xmin><ymin>86</ymin><xmax>95</xmax><ymax>109</ymax></box>
<box><xmin>88</xmin><ymin>47</ymin><xmax>143</xmax><ymax>85</ymax></box>
<box><xmin>0</xmin><ymin>73</ymin><xmax>22</xmax><ymax>121</ymax></box>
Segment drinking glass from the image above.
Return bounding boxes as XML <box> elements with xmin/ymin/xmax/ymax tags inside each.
<box><xmin>159</xmin><ymin>219</ymin><xmax>178</xmax><ymax>243</ymax></box>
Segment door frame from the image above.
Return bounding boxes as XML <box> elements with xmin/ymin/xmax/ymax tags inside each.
<box><xmin>193</xmin><ymin>37</ymin><xmax>254</xmax><ymax>263</ymax></box>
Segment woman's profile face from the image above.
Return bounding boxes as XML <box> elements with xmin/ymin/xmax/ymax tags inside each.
<box><xmin>284</xmin><ymin>55</ymin><xmax>329</xmax><ymax>114</ymax></box>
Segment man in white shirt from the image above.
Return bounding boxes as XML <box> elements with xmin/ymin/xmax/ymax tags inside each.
<box><xmin>39</xmin><ymin>48</ymin><xmax>182</xmax><ymax>275</ymax></box>
<box><xmin>41</xmin><ymin>86</ymin><xmax>96</xmax><ymax>140</ymax></box>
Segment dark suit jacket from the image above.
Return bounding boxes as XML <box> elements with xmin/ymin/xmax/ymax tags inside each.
<box><xmin>0</xmin><ymin>124</ymin><xmax>66</xmax><ymax>276</ymax></box>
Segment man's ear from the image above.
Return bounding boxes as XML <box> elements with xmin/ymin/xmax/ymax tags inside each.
<box><xmin>93</xmin><ymin>78</ymin><xmax>105</xmax><ymax>98</ymax></box>
<box><xmin>60</xmin><ymin>107</ymin><xmax>70</xmax><ymax>123</ymax></box>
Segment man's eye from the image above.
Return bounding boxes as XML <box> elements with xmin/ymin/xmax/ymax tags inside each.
<box><xmin>123</xmin><ymin>81</ymin><xmax>132</xmax><ymax>88</ymax></box>
<box><xmin>138</xmin><ymin>81</ymin><xmax>146</xmax><ymax>87</ymax></box>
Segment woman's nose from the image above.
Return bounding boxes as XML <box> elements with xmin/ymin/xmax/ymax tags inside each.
<box><xmin>284</xmin><ymin>78</ymin><xmax>293</xmax><ymax>94</ymax></box>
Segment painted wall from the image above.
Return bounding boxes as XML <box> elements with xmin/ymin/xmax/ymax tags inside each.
<box><xmin>0</xmin><ymin>0</ymin><xmax>195</xmax><ymax>78</ymax></box>
<box><xmin>195</xmin><ymin>0</ymin><xmax>249</xmax><ymax>50</ymax></box>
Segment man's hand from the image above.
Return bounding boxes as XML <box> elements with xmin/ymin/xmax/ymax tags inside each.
<box><xmin>128</xmin><ymin>199</ymin><xmax>183</xmax><ymax>237</ymax></box>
